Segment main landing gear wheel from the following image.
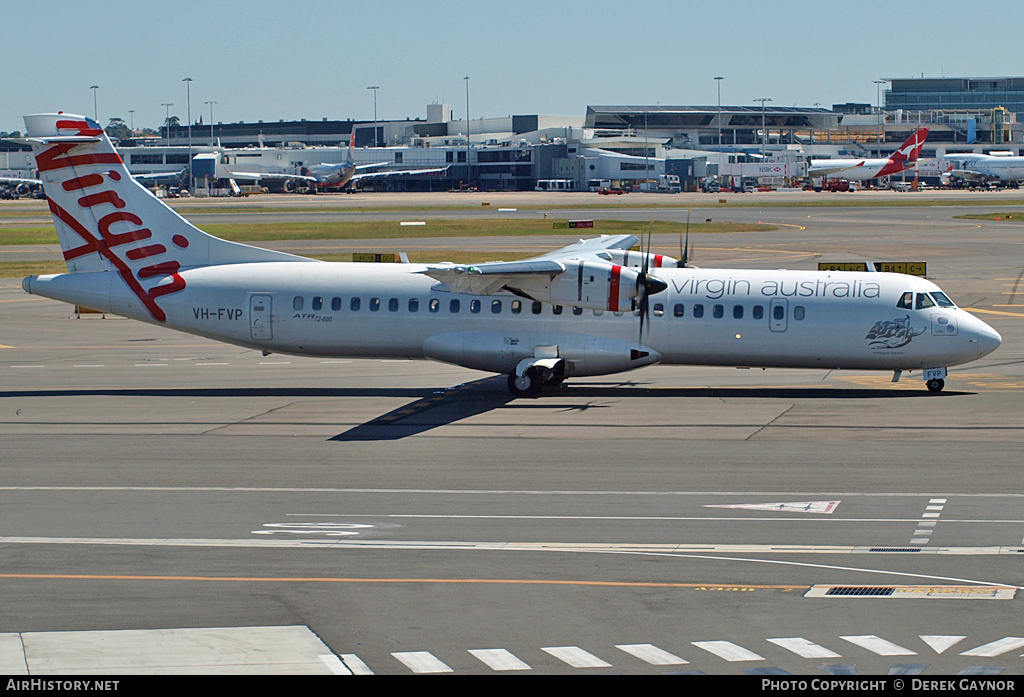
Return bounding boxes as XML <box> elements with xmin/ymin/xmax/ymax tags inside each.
<box><xmin>508</xmin><ymin>369</ymin><xmax>542</xmax><ymax>398</ymax></box>
<box><xmin>926</xmin><ymin>378</ymin><xmax>945</xmax><ymax>393</ymax></box>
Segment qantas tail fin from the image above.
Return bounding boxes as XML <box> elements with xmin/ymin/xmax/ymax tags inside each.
<box><xmin>890</xmin><ymin>127</ymin><xmax>929</xmax><ymax>166</ymax></box>
<box><xmin>23</xmin><ymin>113</ymin><xmax>313</xmax><ymax>275</ymax></box>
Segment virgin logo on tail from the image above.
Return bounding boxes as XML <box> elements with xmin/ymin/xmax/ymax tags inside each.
<box><xmin>39</xmin><ymin>118</ymin><xmax>186</xmax><ymax>322</ymax></box>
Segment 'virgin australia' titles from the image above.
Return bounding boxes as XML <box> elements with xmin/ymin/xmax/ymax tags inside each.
<box><xmin>672</xmin><ymin>276</ymin><xmax>880</xmax><ymax>300</ymax></box>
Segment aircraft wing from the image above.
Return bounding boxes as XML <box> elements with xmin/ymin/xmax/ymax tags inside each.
<box><xmin>354</xmin><ymin>161</ymin><xmax>392</xmax><ymax>171</ymax></box>
<box><xmin>418</xmin><ymin>234</ymin><xmax>639</xmax><ymax>296</ymax></box>
<box><xmin>131</xmin><ymin>168</ymin><xmax>186</xmax><ymax>182</ymax></box>
<box><xmin>808</xmin><ymin>161</ymin><xmax>864</xmax><ymax>177</ymax></box>
<box><xmin>228</xmin><ymin>171</ymin><xmax>317</xmax><ymax>182</ymax></box>
<box><xmin>349</xmin><ymin>165</ymin><xmax>450</xmax><ymax>183</ymax></box>
<box><xmin>949</xmin><ymin>168</ymin><xmax>993</xmax><ymax>181</ymax></box>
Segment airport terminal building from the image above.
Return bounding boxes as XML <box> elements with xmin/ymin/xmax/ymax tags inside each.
<box><xmin>3</xmin><ymin>76</ymin><xmax>1023</xmax><ymax>195</ymax></box>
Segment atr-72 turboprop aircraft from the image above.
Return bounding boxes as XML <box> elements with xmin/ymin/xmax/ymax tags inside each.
<box><xmin>18</xmin><ymin>113</ymin><xmax>1001</xmax><ymax>395</ymax></box>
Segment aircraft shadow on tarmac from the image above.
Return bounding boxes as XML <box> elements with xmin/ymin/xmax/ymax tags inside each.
<box><xmin>333</xmin><ymin>377</ymin><xmax>963</xmax><ymax>441</ymax></box>
<box><xmin>0</xmin><ymin>380</ymin><xmax>968</xmax><ymax>443</ymax></box>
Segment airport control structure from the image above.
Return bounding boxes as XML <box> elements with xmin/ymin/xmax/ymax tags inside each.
<box><xmin>3</xmin><ymin>76</ymin><xmax>1024</xmax><ymax>196</ymax></box>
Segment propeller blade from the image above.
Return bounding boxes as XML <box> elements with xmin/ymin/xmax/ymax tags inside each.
<box><xmin>678</xmin><ymin>206</ymin><xmax>691</xmax><ymax>268</ymax></box>
<box><xmin>635</xmin><ymin>219</ymin><xmax>667</xmax><ymax>345</ymax></box>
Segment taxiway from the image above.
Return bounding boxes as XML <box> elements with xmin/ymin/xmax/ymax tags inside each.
<box><xmin>1</xmin><ymin>192</ymin><xmax>1022</xmax><ymax>675</ymax></box>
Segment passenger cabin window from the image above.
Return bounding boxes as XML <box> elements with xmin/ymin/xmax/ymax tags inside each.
<box><xmin>450</xmin><ymin>299</ymin><xmax>460</xmax><ymax>313</ymax></box>
<box><xmin>552</xmin><ymin>305</ymin><xmax>563</xmax><ymax>315</ymax></box>
<box><xmin>388</xmin><ymin>298</ymin><xmax>399</xmax><ymax>312</ymax></box>
<box><xmin>331</xmin><ymin>297</ymin><xmax>342</xmax><ymax>312</ymax></box>
<box><xmin>429</xmin><ymin>298</ymin><xmax>439</xmax><ymax>313</ymax></box>
<box><xmin>532</xmin><ymin>301</ymin><xmax>543</xmax><ymax>315</ymax></box>
<box><xmin>470</xmin><ymin>299</ymin><xmax>481</xmax><ymax>313</ymax></box>
<box><xmin>350</xmin><ymin>297</ymin><xmax>360</xmax><ymax>311</ymax></box>
<box><xmin>492</xmin><ymin>300</ymin><xmax>502</xmax><ymax>314</ymax></box>
<box><xmin>293</xmin><ymin>296</ymin><xmax>304</xmax><ymax>311</ymax></box>
<box><xmin>693</xmin><ymin>304</ymin><xmax>704</xmax><ymax>318</ymax></box>
<box><xmin>511</xmin><ymin>300</ymin><xmax>522</xmax><ymax>315</ymax></box>
<box><xmin>653</xmin><ymin>303</ymin><xmax>664</xmax><ymax>317</ymax></box>
<box><xmin>712</xmin><ymin>304</ymin><xmax>724</xmax><ymax>319</ymax></box>
<box><xmin>409</xmin><ymin>298</ymin><xmax>419</xmax><ymax>313</ymax></box>
<box><xmin>794</xmin><ymin>306</ymin><xmax>805</xmax><ymax>321</ymax></box>
<box><xmin>673</xmin><ymin>303</ymin><xmax>685</xmax><ymax>317</ymax></box>
<box><xmin>573</xmin><ymin>306</ymin><xmax>583</xmax><ymax>316</ymax></box>
<box><xmin>370</xmin><ymin>298</ymin><xmax>380</xmax><ymax>312</ymax></box>
<box><xmin>773</xmin><ymin>305</ymin><xmax>785</xmax><ymax>320</ymax></box>
<box><xmin>753</xmin><ymin>305</ymin><xmax>764</xmax><ymax>320</ymax></box>
<box><xmin>733</xmin><ymin>305</ymin><xmax>743</xmax><ymax>319</ymax></box>
<box><xmin>312</xmin><ymin>296</ymin><xmax>323</xmax><ymax>311</ymax></box>
<box><xmin>915</xmin><ymin>293</ymin><xmax>935</xmax><ymax>310</ymax></box>
<box><xmin>897</xmin><ymin>291</ymin><xmax>914</xmax><ymax>309</ymax></box>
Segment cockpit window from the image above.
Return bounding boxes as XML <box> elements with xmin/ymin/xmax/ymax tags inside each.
<box><xmin>896</xmin><ymin>291</ymin><xmax>913</xmax><ymax>309</ymax></box>
<box><xmin>930</xmin><ymin>292</ymin><xmax>955</xmax><ymax>308</ymax></box>
<box><xmin>915</xmin><ymin>293</ymin><xmax>935</xmax><ymax>310</ymax></box>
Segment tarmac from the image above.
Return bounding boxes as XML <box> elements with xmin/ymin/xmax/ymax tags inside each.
<box><xmin>1</xmin><ymin>190</ymin><xmax>1022</xmax><ymax>675</ymax></box>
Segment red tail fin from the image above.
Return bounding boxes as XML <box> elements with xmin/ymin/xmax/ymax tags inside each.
<box><xmin>891</xmin><ymin>127</ymin><xmax>929</xmax><ymax>164</ymax></box>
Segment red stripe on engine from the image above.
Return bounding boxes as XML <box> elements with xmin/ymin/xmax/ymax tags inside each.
<box><xmin>609</xmin><ymin>265</ymin><xmax>621</xmax><ymax>312</ymax></box>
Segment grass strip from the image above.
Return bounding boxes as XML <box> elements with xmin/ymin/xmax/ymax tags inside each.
<box><xmin>0</xmin><ymin>219</ymin><xmax>774</xmax><ymax>247</ymax></box>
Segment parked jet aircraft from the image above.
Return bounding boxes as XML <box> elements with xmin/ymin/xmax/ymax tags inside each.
<box><xmin>0</xmin><ymin>174</ymin><xmax>43</xmax><ymax>198</ymax></box>
<box><xmin>19</xmin><ymin>114</ymin><xmax>1001</xmax><ymax>395</ymax></box>
<box><xmin>938</xmin><ymin>152</ymin><xmax>1024</xmax><ymax>187</ymax></box>
<box><xmin>229</xmin><ymin>131</ymin><xmax>448</xmax><ymax>192</ymax></box>
<box><xmin>808</xmin><ymin>128</ymin><xmax>929</xmax><ymax>182</ymax></box>
<box><xmin>0</xmin><ymin>167</ymin><xmax>185</xmax><ymax>189</ymax></box>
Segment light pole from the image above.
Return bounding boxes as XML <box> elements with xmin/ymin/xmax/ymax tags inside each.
<box><xmin>90</xmin><ymin>85</ymin><xmax>99</xmax><ymax>123</ymax></box>
<box><xmin>714</xmin><ymin>76</ymin><xmax>724</xmax><ymax>146</ymax></box>
<box><xmin>755</xmin><ymin>97</ymin><xmax>772</xmax><ymax>156</ymax></box>
<box><xmin>128</xmin><ymin>109</ymin><xmax>135</xmax><ymax>133</ymax></box>
<box><xmin>161</xmin><ymin>103</ymin><xmax>173</xmax><ymax>143</ymax></box>
<box><xmin>464</xmin><ymin>76</ymin><xmax>471</xmax><ymax>188</ymax></box>
<box><xmin>367</xmin><ymin>86</ymin><xmax>379</xmax><ymax>147</ymax></box>
<box><xmin>183</xmin><ymin>77</ymin><xmax>193</xmax><ymax>192</ymax></box>
<box><xmin>204</xmin><ymin>100</ymin><xmax>217</xmax><ymax>144</ymax></box>
<box><xmin>874</xmin><ymin>79</ymin><xmax>886</xmax><ymax>150</ymax></box>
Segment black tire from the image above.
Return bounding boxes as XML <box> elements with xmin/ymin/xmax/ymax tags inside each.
<box><xmin>508</xmin><ymin>369</ymin><xmax>541</xmax><ymax>398</ymax></box>
<box><xmin>926</xmin><ymin>378</ymin><xmax>945</xmax><ymax>393</ymax></box>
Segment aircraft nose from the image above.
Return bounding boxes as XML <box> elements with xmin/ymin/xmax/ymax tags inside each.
<box><xmin>976</xmin><ymin>323</ymin><xmax>1002</xmax><ymax>357</ymax></box>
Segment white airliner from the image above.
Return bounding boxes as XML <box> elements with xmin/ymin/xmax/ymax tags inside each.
<box><xmin>18</xmin><ymin>113</ymin><xmax>1001</xmax><ymax>395</ymax></box>
<box><xmin>808</xmin><ymin>128</ymin><xmax>929</xmax><ymax>182</ymax></box>
<box><xmin>938</xmin><ymin>152</ymin><xmax>1024</xmax><ymax>187</ymax></box>
<box><xmin>229</xmin><ymin>131</ymin><xmax>448</xmax><ymax>192</ymax></box>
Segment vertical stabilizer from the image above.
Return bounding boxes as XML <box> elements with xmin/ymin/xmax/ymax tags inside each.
<box><xmin>22</xmin><ymin>113</ymin><xmax>315</xmax><ymax>322</ymax></box>
<box><xmin>890</xmin><ymin>127</ymin><xmax>929</xmax><ymax>166</ymax></box>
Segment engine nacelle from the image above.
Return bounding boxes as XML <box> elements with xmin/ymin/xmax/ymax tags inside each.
<box><xmin>599</xmin><ymin>249</ymin><xmax>677</xmax><ymax>270</ymax></box>
<box><xmin>507</xmin><ymin>261</ymin><xmax>641</xmax><ymax>312</ymax></box>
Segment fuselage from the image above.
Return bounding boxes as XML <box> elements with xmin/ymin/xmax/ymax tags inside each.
<box><xmin>24</xmin><ymin>262</ymin><xmax>1001</xmax><ymax>379</ymax></box>
<box><xmin>941</xmin><ymin>154</ymin><xmax>1024</xmax><ymax>182</ymax></box>
<box><xmin>306</xmin><ymin>162</ymin><xmax>356</xmax><ymax>187</ymax></box>
<box><xmin>808</xmin><ymin>157</ymin><xmax>914</xmax><ymax>181</ymax></box>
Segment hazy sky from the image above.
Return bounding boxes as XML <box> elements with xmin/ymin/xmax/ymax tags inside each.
<box><xmin>3</xmin><ymin>0</ymin><xmax>1021</xmax><ymax>134</ymax></box>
